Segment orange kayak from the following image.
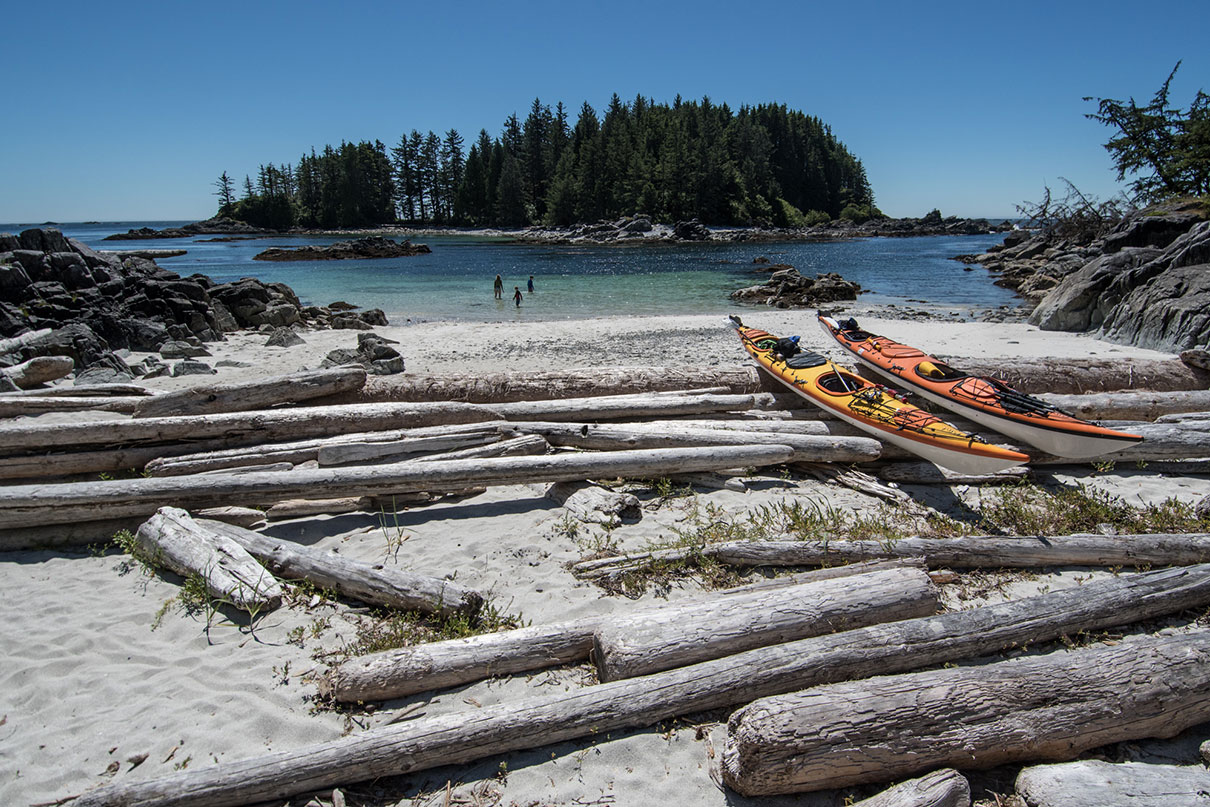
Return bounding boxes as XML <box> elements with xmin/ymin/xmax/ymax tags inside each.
<box><xmin>818</xmin><ymin>314</ymin><xmax>1143</xmax><ymax>459</ymax></box>
<box><xmin>730</xmin><ymin>316</ymin><xmax>1030</xmax><ymax>474</ymax></box>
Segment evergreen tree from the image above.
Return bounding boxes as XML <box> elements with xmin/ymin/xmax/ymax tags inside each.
<box><xmin>213</xmin><ymin>171</ymin><xmax>235</xmax><ymax>215</ymax></box>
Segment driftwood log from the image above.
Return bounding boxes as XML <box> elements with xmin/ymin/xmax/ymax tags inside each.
<box><xmin>1014</xmin><ymin>759</ymin><xmax>1210</xmax><ymax>807</ymax></box>
<box><xmin>0</xmin><ymin>327</ymin><xmax>51</xmax><ymax>354</ymax></box>
<box><xmin>1037</xmin><ymin>389</ymin><xmax>1210</xmax><ymax>422</ymax></box>
<box><xmin>0</xmin><ymin>445</ymin><xmax>797</xmax><ymax>532</ymax></box>
<box><xmin>545</xmin><ymin>481</ymin><xmax>640</xmax><ymax>525</ymax></box>
<box><xmin>571</xmin><ymin>533</ymin><xmax>1210</xmax><ymax>578</ymax></box>
<box><xmin>412</xmin><ymin>433</ymin><xmax>549</xmax><ymax>463</ymax></box>
<box><xmin>1</xmin><ymin>355</ymin><xmax>74</xmax><ymax>388</ymax></box>
<box><xmin>197</xmin><ymin>516</ymin><xmax>481</xmax><ymax>616</ymax></box>
<box><xmin>875</xmin><ymin>462</ymin><xmax>1029</xmax><ymax>485</ymax></box>
<box><xmin>851</xmin><ymin>769</ymin><xmax>971</xmax><ymax>807</ymax></box>
<box><xmin>135</xmin><ymin>508</ymin><xmax>282</xmax><ymax>613</ymax></box>
<box><xmin>0</xmin><ymin>395</ymin><xmax>143</xmax><ymax>416</ymax></box>
<box><xmin>324</xmin><ymin>560</ymin><xmax>923</xmax><ymax>703</ymax></box>
<box><xmin>0</xmin><ymin>392</ymin><xmax>760</xmax><ymax>456</ymax></box>
<box><xmin>131</xmin><ymin>367</ymin><xmax>368</xmax><ymax>419</ymax></box>
<box><xmin>593</xmin><ymin>566</ymin><xmax>938</xmax><ymax>681</ymax></box>
<box><xmin>721</xmin><ymin>631</ymin><xmax>1210</xmax><ymax>795</ymax></box>
<box><xmin>511</xmin><ymin>420</ymin><xmax>883</xmax><ymax>463</ymax></box>
<box><xmin>71</xmin><ymin>565</ymin><xmax>1210</xmax><ymax>807</ymax></box>
<box><xmin>0</xmin><ymin>382</ymin><xmax>150</xmax><ymax>397</ymax></box>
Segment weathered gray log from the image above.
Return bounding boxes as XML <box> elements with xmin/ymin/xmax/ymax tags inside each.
<box><xmin>666</xmin><ymin>471</ymin><xmax>748</xmax><ymax>491</ymax></box>
<box><xmin>573</xmin><ymin>533</ymin><xmax>1210</xmax><ymax>578</ymax></box>
<box><xmin>312</xmin><ymin>365</ymin><xmax>767</xmax><ymax>404</ymax></box>
<box><xmin>510</xmin><ymin>420</ymin><xmax>882</xmax><ymax>463</ymax></box>
<box><xmin>0</xmin><ymin>382</ymin><xmax>150</xmax><ymax>397</ymax></box>
<box><xmin>0</xmin><ymin>441</ymin><xmax>246</xmax><ymax>482</ymax></box>
<box><xmin>0</xmin><ymin>393</ymin><xmax>759</xmax><ymax>456</ymax></box>
<box><xmin>145</xmin><ymin>423</ymin><xmax>514</xmax><ymax>477</ymax></box>
<box><xmin>546</xmin><ymin>481</ymin><xmax>640</xmax><ymax>525</ymax></box>
<box><xmin>1</xmin><ymin>355</ymin><xmax>74</xmax><ymax>388</ymax></box>
<box><xmin>134</xmin><ymin>508</ymin><xmax>282</xmax><ymax>613</ymax></box>
<box><xmin>325</xmin><ymin>560</ymin><xmax>926</xmax><ymax>704</ymax></box>
<box><xmin>0</xmin><ymin>327</ymin><xmax>51</xmax><ymax>355</ymax></box>
<box><xmin>852</xmin><ymin>769</ymin><xmax>970</xmax><ymax>807</ymax></box>
<box><xmin>412</xmin><ymin>434</ymin><xmax>549</xmax><ymax>462</ymax></box>
<box><xmin>721</xmin><ymin>631</ymin><xmax>1210</xmax><ymax>795</ymax></box>
<box><xmin>875</xmin><ymin>462</ymin><xmax>1029</xmax><ymax>485</ymax></box>
<box><xmin>0</xmin><ymin>445</ymin><xmax>797</xmax><ymax>530</ymax></box>
<box><xmin>193</xmin><ymin>506</ymin><xmax>265</xmax><ymax>529</ymax></box>
<box><xmin>71</xmin><ymin>564</ymin><xmax>1210</xmax><ymax>807</ymax></box>
<box><xmin>316</xmin><ymin>431</ymin><xmax>503</xmax><ymax>466</ymax></box>
<box><xmin>0</xmin><ymin>395</ymin><xmax>143</xmax><ymax>416</ymax></box>
<box><xmin>1015</xmin><ymin>760</ymin><xmax>1210</xmax><ymax>807</ymax></box>
<box><xmin>198</xmin><ymin>516</ymin><xmax>481</xmax><ymax>616</ymax></box>
<box><xmin>264</xmin><ymin>497</ymin><xmax>370</xmax><ymax>519</ymax></box>
<box><xmin>1036</xmin><ymin>389</ymin><xmax>1210</xmax><ymax>422</ymax></box>
<box><xmin>131</xmin><ymin>367</ymin><xmax>368</xmax><ymax>419</ymax></box>
<box><xmin>625</xmin><ymin>417</ymin><xmax>835</xmax><ymax>435</ymax></box>
<box><xmin>1156</xmin><ymin>410</ymin><xmax>1210</xmax><ymax>423</ymax></box>
<box><xmin>594</xmin><ymin>566</ymin><xmax>938</xmax><ymax>681</ymax></box>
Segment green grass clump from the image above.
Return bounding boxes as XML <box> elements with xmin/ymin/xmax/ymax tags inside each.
<box><xmin>977</xmin><ymin>482</ymin><xmax>1210</xmax><ymax>536</ymax></box>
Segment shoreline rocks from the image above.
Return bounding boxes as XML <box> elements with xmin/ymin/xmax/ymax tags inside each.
<box><xmin>1</xmin><ymin>227</ymin><xmax>395</xmax><ymax>382</ymax></box>
<box><xmin>102</xmin><ymin>216</ymin><xmax>270</xmax><ymax>240</ymax></box>
<box><xmin>731</xmin><ymin>266</ymin><xmax>861</xmax><ymax>309</ymax></box>
<box><xmin>956</xmin><ymin>198</ymin><xmax>1210</xmax><ymax>352</ymax></box>
<box><xmin>253</xmin><ymin>237</ymin><xmax>432</xmax><ymax>262</ymax></box>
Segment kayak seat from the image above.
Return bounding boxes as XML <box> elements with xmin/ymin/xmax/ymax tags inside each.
<box><xmin>915</xmin><ymin>360</ymin><xmax>967</xmax><ymax>381</ymax></box>
<box><xmin>785</xmin><ymin>351</ymin><xmax>828</xmax><ymax>369</ymax></box>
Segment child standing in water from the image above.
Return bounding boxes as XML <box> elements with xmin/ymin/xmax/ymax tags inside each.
<box><xmin>513</xmin><ymin>286</ymin><xmax>523</xmax><ymax>307</ymax></box>
<box><xmin>493</xmin><ymin>274</ymin><xmax>503</xmax><ymax>299</ymax></box>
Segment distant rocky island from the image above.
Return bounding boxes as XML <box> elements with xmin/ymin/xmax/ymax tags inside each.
<box><xmin>253</xmin><ymin>237</ymin><xmax>431</xmax><ymax>262</ymax></box>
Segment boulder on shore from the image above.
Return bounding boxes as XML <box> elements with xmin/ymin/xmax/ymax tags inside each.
<box><xmin>731</xmin><ymin>267</ymin><xmax>861</xmax><ymax>308</ymax></box>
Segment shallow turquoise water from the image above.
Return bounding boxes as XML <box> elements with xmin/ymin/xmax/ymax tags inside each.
<box><xmin>4</xmin><ymin>221</ymin><xmax>1023</xmax><ymax>322</ymax></box>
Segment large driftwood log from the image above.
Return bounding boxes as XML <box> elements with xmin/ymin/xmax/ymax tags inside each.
<box><xmin>1</xmin><ymin>355</ymin><xmax>74</xmax><ymax>388</ymax></box>
<box><xmin>131</xmin><ymin>367</ymin><xmax>368</xmax><ymax>419</ymax></box>
<box><xmin>316</xmin><ymin>430</ymin><xmax>503</xmax><ymax>466</ymax></box>
<box><xmin>545</xmin><ymin>481</ymin><xmax>640</xmax><ymax>524</ymax></box>
<box><xmin>412</xmin><ymin>434</ymin><xmax>549</xmax><ymax>462</ymax></box>
<box><xmin>511</xmin><ymin>420</ymin><xmax>883</xmax><ymax>463</ymax></box>
<box><xmin>135</xmin><ymin>508</ymin><xmax>282</xmax><ymax>613</ymax></box>
<box><xmin>851</xmin><ymin>769</ymin><xmax>970</xmax><ymax>807</ymax></box>
<box><xmin>325</xmin><ymin>562</ymin><xmax>921</xmax><ymax>703</ymax></box>
<box><xmin>313</xmin><ymin>365</ymin><xmax>767</xmax><ymax>404</ymax></box>
<box><xmin>0</xmin><ymin>327</ymin><xmax>51</xmax><ymax>355</ymax></box>
<box><xmin>0</xmin><ymin>445</ymin><xmax>797</xmax><ymax>531</ymax></box>
<box><xmin>0</xmin><ymin>392</ymin><xmax>759</xmax><ymax>456</ymax></box>
<box><xmin>196</xmin><ymin>516</ymin><xmax>481</xmax><ymax>616</ymax></box>
<box><xmin>0</xmin><ymin>382</ymin><xmax>150</xmax><ymax>397</ymax></box>
<box><xmin>721</xmin><ymin>631</ymin><xmax>1210</xmax><ymax>795</ymax></box>
<box><xmin>145</xmin><ymin>423</ymin><xmax>514</xmax><ymax>477</ymax></box>
<box><xmin>593</xmin><ymin>566</ymin><xmax>938</xmax><ymax>681</ymax></box>
<box><xmin>0</xmin><ymin>395</ymin><xmax>143</xmax><ymax>416</ymax></box>
<box><xmin>571</xmin><ymin>533</ymin><xmax>1210</xmax><ymax>578</ymax></box>
<box><xmin>1014</xmin><ymin>759</ymin><xmax>1210</xmax><ymax>807</ymax></box>
<box><xmin>71</xmin><ymin>565</ymin><xmax>1210</xmax><ymax>807</ymax></box>
<box><xmin>1037</xmin><ymin>389</ymin><xmax>1210</xmax><ymax>422</ymax></box>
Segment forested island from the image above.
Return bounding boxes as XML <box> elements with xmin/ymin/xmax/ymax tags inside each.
<box><xmin>212</xmin><ymin>95</ymin><xmax>877</xmax><ymax>231</ymax></box>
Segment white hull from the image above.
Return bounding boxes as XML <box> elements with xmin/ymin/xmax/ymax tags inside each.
<box><xmin>766</xmin><ymin>372</ymin><xmax>1028</xmax><ymax>474</ymax></box>
<box><xmin>852</xmin><ymin>358</ymin><xmax>1139</xmax><ymax>459</ymax></box>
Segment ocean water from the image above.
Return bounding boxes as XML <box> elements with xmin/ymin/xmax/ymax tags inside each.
<box><xmin>2</xmin><ymin>220</ymin><xmax>1024</xmax><ymax>322</ymax></box>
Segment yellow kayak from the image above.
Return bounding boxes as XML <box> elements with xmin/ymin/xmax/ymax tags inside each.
<box><xmin>730</xmin><ymin>316</ymin><xmax>1031</xmax><ymax>474</ymax></box>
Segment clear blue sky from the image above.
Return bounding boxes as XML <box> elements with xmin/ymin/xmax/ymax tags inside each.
<box><xmin>3</xmin><ymin>0</ymin><xmax>1207</xmax><ymax>222</ymax></box>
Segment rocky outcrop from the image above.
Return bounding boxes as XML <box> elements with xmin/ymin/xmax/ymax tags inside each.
<box><xmin>321</xmin><ymin>332</ymin><xmax>405</xmax><ymax>375</ymax></box>
<box><xmin>731</xmin><ymin>267</ymin><xmax>861</xmax><ymax>308</ymax></box>
<box><xmin>102</xmin><ymin>217</ymin><xmax>270</xmax><ymax>240</ymax></box>
<box><xmin>0</xmin><ymin>227</ymin><xmax>394</xmax><ymax>380</ymax></box>
<box><xmin>253</xmin><ymin>237</ymin><xmax>431</xmax><ymax>262</ymax></box>
<box><xmin>955</xmin><ymin>199</ymin><xmax>1210</xmax><ymax>352</ymax></box>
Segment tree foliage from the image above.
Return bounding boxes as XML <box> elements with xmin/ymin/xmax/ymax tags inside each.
<box><xmin>1085</xmin><ymin>61</ymin><xmax>1210</xmax><ymax>203</ymax></box>
<box><xmin>216</xmin><ymin>95</ymin><xmax>873</xmax><ymax>229</ymax></box>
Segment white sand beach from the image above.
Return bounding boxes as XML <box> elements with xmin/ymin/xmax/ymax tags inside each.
<box><xmin>3</xmin><ymin>312</ymin><xmax>1209</xmax><ymax>807</ymax></box>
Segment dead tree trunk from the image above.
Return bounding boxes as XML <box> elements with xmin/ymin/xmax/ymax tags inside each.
<box><xmin>71</xmin><ymin>565</ymin><xmax>1210</xmax><ymax>807</ymax></box>
<box><xmin>134</xmin><ymin>508</ymin><xmax>282</xmax><ymax>613</ymax></box>
<box><xmin>593</xmin><ymin>566</ymin><xmax>938</xmax><ymax>681</ymax></box>
<box><xmin>721</xmin><ymin>631</ymin><xmax>1210</xmax><ymax>795</ymax></box>
<box><xmin>197</xmin><ymin>516</ymin><xmax>481</xmax><ymax>616</ymax></box>
<box><xmin>131</xmin><ymin>367</ymin><xmax>368</xmax><ymax>418</ymax></box>
<box><xmin>0</xmin><ymin>445</ymin><xmax>797</xmax><ymax>532</ymax></box>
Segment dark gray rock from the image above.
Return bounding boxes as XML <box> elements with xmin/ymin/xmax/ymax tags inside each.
<box><xmin>171</xmin><ymin>360</ymin><xmax>217</xmax><ymax>377</ymax></box>
<box><xmin>160</xmin><ymin>340</ymin><xmax>211</xmax><ymax>359</ymax></box>
<box><xmin>331</xmin><ymin>315</ymin><xmax>372</xmax><ymax>331</ymax></box>
<box><xmin>673</xmin><ymin>219</ymin><xmax>711</xmax><ymax>241</ymax></box>
<box><xmin>1102</xmin><ymin>212</ymin><xmax>1200</xmax><ymax>253</ymax></box>
<box><xmin>265</xmin><ymin>327</ymin><xmax>305</xmax><ymax>347</ymax></box>
<box><xmin>74</xmin><ymin>366</ymin><xmax>135</xmax><ymax>385</ymax></box>
<box><xmin>1029</xmin><ymin>248</ymin><xmax>1161</xmax><ymax>331</ymax></box>
<box><xmin>731</xmin><ymin>267</ymin><xmax>861</xmax><ymax>308</ymax></box>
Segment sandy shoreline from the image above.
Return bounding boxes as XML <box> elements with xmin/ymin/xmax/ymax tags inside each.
<box><xmin>3</xmin><ymin>312</ymin><xmax>1209</xmax><ymax>807</ymax></box>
